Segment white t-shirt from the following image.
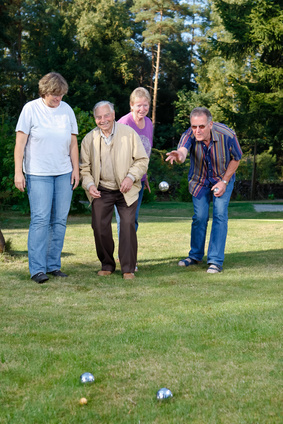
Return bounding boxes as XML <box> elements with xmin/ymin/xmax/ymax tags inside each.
<box><xmin>16</xmin><ymin>98</ymin><xmax>78</xmax><ymax>176</ymax></box>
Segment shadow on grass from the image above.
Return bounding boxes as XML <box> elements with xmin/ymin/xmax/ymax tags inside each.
<box><xmin>5</xmin><ymin>249</ymin><xmax>75</xmax><ymax>258</ymax></box>
<box><xmin>2</xmin><ymin>249</ymin><xmax>281</xmax><ymax>283</ymax></box>
<box><xmin>131</xmin><ymin>250</ymin><xmax>283</xmax><ymax>277</ymax></box>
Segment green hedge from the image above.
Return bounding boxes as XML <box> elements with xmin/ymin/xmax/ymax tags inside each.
<box><xmin>0</xmin><ymin>110</ymin><xmax>282</xmax><ymax>214</ymax></box>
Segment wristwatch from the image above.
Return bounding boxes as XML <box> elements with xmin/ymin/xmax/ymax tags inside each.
<box><xmin>223</xmin><ymin>180</ymin><xmax>228</xmax><ymax>185</ymax></box>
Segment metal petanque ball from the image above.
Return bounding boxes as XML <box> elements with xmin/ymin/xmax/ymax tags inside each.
<box><xmin>80</xmin><ymin>372</ymin><xmax>95</xmax><ymax>384</ymax></box>
<box><xmin>213</xmin><ymin>187</ymin><xmax>219</xmax><ymax>194</ymax></box>
<box><xmin>156</xmin><ymin>387</ymin><xmax>173</xmax><ymax>400</ymax></box>
<box><xmin>159</xmin><ymin>181</ymin><xmax>169</xmax><ymax>192</ymax></box>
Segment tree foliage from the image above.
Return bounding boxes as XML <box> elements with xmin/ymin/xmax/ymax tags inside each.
<box><xmin>0</xmin><ymin>0</ymin><xmax>282</xmax><ymax>210</ymax></box>
<box><xmin>211</xmin><ymin>0</ymin><xmax>283</xmax><ymax>138</ymax></box>
<box><xmin>131</xmin><ymin>0</ymin><xmax>192</xmax><ymax>128</ymax></box>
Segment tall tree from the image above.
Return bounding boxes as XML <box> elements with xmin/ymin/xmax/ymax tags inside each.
<box><xmin>0</xmin><ymin>0</ymin><xmax>81</xmax><ymax>114</ymax></box>
<box><xmin>211</xmin><ymin>0</ymin><xmax>283</xmax><ymax>139</ymax></box>
<box><xmin>212</xmin><ymin>0</ymin><xmax>283</xmax><ymax>186</ymax></box>
<box><xmin>0</xmin><ymin>0</ymin><xmax>27</xmax><ymax>115</ymax></box>
<box><xmin>131</xmin><ymin>0</ymin><xmax>191</xmax><ymax>129</ymax></box>
<box><xmin>69</xmin><ymin>0</ymin><xmax>139</xmax><ymax>112</ymax></box>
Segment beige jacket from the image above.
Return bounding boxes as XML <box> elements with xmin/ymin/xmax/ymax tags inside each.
<box><xmin>80</xmin><ymin>123</ymin><xmax>149</xmax><ymax>206</ymax></box>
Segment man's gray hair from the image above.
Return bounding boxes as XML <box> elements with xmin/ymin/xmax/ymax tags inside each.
<box><xmin>93</xmin><ymin>101</ymin><xmax>115</xmax><ymax>116</ymax></box>
<box><xmin>190</xmin><ymin>107</ymin><xmax>212</xmax><ymax>123</ymax></box>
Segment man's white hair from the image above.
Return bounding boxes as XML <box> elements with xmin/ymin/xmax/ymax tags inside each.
<box><xmin>93</xmin><ymin>101</ymin><xmax>115</xmax><ymax>116</ymax></box>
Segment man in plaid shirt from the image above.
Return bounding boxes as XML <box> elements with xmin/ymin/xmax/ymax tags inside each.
<box><xmin>166</xmin><ymin>107</ymin><xmax>242</xmax><ymax>273</ymax></box>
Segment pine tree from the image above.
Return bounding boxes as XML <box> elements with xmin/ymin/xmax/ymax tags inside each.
<box><xmin>211</xmin><ymin>0</ymin><xmax>283</xmax><ymax>138</ymax></box>
<box><xmin>131</xmin><ymin>0</ymin><xmax>191</xmax><ymax>129</ymax></box>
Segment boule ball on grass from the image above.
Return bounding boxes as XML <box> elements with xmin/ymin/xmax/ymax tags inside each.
<box><xmin>79</xmin><ymin>397</ymin><xmax>88</xmax><ymax>405</ymax></box>
<box><xmin>80</xmin><ymin>372</ymin><xmax>95</xmax><ymax>384</ymax></box>
<box><xmin>156</xmin><ymin>387</ymin><xmax>173</xmax><ymax>400</ymax></box>
<box><xmin>159</xmin><ymin>181</ymin><xmax>169</xmax><ymax>192</ymax></box>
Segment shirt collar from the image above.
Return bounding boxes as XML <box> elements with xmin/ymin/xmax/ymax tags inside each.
<box><xmin>100</xmin><ymin>122</ymin><xmax>116</xmax><ymax>145</ymax></box>
<box><xmin>210</xmin><ymin>123</ymin><xmax>220</xmax><ymax>143</ymax></box>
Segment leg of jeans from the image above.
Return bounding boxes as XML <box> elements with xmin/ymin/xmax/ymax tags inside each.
<box><xmin>92</xmin><ymin>189</ymin><xmax>116</xmax><ymax>272</ymax></box>
<box><xmin>46</xmin><ymin>172</ymin><xmax>73</xmax><ymax>272</ymax></box>
<box><xmin>114</xmin><ymin>205</ymin><xmax>120</xmax><ymax>241</ymax></box>
<box><xmin>189</xmin><ymin>190</ymin><xmax>211</xmax><ymax>261</ymax></box>
<box><xmin>135</xmin><ymin>181</ymin><xmax>145</xmax><ymax>232</ymax></box>
<box><xmin>116</xmin><ymin>196</ymin><xmax>138</xmax><ymax>274</ymax></box>
<box><xmin>207</xmin><ymin>181</ymin><xmax>234</xmax><ymax>267</ymax></box>
<box><xmin>26</xmin><ymin>175</ymin><xmax>54</xmax><ymax>277</ymax></box>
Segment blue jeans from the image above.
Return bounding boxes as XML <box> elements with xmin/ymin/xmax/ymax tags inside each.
<box><xmin>26</xmin><ymin>173</ymin><xmax>73</xmax><ymax>277</ymax></box>
<box><xmin>115</xmin><ymin>181</ymin><xmax>145</xmax><ymax>239</ymax></box>
<box><xmin>189</xmin><ymin>181</ymin><xmax>234</xmax><ymax>268</ymax></box>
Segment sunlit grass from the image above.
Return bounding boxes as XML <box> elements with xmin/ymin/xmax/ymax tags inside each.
<box><xmin>0</xmin><ymin>202</ymin><xmax>282</xmax><ymax>423</ymax></box>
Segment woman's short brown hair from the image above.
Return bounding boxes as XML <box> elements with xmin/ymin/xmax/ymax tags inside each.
<box><xmin>130</xmin><ymin>87</ymin><xmax>151</xmax><ymax>107</ymax></box>
<box><xmin>38</xmin><ymin>72</ymin><xmax>68</xmax><ymax>97</ymax></box>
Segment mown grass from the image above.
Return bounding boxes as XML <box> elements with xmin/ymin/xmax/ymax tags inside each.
<box><xmin>0</xmin><ymin>202</ymin><xmax>282</xmax><ymax>423</ymax></box>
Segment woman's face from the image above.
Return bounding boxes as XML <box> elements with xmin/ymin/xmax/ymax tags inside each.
<box><xmin>43</xmin><ymin>93</ymin><xmax>63</xmax><ymax>108</ymax></box>
<box><xmin>131</xmin><ymin>97</ymin><xmax>150</xmax><ymax>121</ymax></box>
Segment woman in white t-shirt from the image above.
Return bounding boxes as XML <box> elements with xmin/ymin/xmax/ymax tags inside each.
<box><xmin>14</xmin><ymin>72</ymin><xmax>79</xmax><ymax>284</ymax></box>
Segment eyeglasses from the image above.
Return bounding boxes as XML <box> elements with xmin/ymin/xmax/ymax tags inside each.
<box><xmin>191</xmin><ymin>124</ymin><xmax>207</xmax><ymax>130</ymax></box>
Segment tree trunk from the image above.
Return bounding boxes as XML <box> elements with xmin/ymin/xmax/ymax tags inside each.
<box><xmin>149</xmin><ymin>46</ymin><xmax>155</xmax><ymax>100</ymax></box>
<box><xmin>151</xmin><ymin>41</ymin><xmax>161</xmax><ymax>132</ymax></box>
<box><xmin>251</xmin><ymin>139</ymin><xmax>257</xmax><ymax>200</ymax></box>
<box><xmin>17</xmin><ymin>21</ymin><xmax>25</xmax><ymax>110</ymax></box>
<box><xmin>0</xmin><ymin>229</ymin><xmax>5</xmax><ymax>253</ymax></box>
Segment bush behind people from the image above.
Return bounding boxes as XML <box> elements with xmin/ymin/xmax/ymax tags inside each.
<box><xmin>0</xmin><ymin>111</ymin><xmax>282</xmax><ymax>213</ymax></box>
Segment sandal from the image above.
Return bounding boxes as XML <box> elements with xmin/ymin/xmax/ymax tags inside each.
<box><xmin>207</xmin><ymin>264</ymin><xmax>222</xmax><ymax>274</ymax></box>
<box><xmin>178</xmin><ymin>257</ymin><xmax>200</xmax><ymax>267</ymax></box>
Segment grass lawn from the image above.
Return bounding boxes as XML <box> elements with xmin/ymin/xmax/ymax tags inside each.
<box><xmin>0</xmin><ymin>202</ymin><xmax>282</xmax><ymax>423</ymax></box>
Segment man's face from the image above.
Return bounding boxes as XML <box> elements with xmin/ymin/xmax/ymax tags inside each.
<box><xmin>94</xmin><ymin>105</ymin><xmax>115</xmax><ymax>135</ymax></box>
<box><xmin>190</xmin><ymin>114</ymin><xmax>213</xmax><ymax>142</ymax></box>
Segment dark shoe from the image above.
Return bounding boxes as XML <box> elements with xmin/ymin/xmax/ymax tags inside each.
<box><xmin>47</xmin><ymin>270</ymin><xmax>68</xmax><ymax>277</ymax></box>
<box><xmin>31</xmin><ymin>272</ymin><xmax>49</xmax><ymax>284</ymax></box>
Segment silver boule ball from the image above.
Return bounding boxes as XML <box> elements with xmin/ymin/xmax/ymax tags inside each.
<box><xmin>159</xmin><ymin>181</ymin><xmax>169</xmax><ymax>192</ymax></box>
<box><xmin>156</xmin><ymin>387</ymin><xmax>173</xmax><ymax>400</ymax></box>
<box><xmin>80</xmin><ymin>372</ymin><xmax>95</xmax><ymax>384</ymax></box>
<box><xmin>213</xmin><ymin>187</ymin><xmax>219</xmax><ymax>193</ymax></box>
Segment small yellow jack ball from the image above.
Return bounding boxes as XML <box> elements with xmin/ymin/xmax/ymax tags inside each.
<box><xmin>79</xmin><ymin>397</ymin><xmax>88</xmax><ymax>405</ymax></box>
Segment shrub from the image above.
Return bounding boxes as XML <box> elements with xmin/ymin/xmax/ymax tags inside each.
<box><xmin>237</xmin><ymin>149</ymin><xmax>281</xmax><ymax>184</ymax></box>
<box><xmin>146</xmin><ymin>148</ymin><xmax>191</xmax><ymax>202</ymax></box>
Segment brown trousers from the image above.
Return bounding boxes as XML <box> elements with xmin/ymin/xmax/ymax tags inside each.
<box><xmin>92</xmin><ymin>186</ymin><xmax>138</xmax><ymax>274</ymax></box>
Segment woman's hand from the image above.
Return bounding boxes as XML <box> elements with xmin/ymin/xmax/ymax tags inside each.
<box><xmin>14</xmin><ymin>172</ymin><xmax>26</xmax><ymax>192</ymax></box>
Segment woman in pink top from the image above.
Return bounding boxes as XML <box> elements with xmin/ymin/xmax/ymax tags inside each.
<box><xmin>116</xmin><ymin>88</ymin><xmax>153</xmax><ymax>268</ymax></box>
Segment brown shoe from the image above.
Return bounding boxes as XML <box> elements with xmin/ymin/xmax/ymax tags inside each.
<box><xmin>123</xmin><ymin>272</ymin><xmax>135</xmax><ymax>280</ymax></box>
<box><xmin>97</xmin><ymin>270</ymin><xmax>113</xmax><ymax>276</ymax></box>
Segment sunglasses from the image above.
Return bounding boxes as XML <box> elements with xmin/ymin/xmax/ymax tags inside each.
<box><xmin>191</xmin><ymin>124</ymin><xmax>208</xmax><ymax>130</ymax></box>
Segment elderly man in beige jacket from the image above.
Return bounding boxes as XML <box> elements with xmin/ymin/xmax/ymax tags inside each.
<box><xmin>80</xmin><ymin>101</ymin><xmax>149</xmax><ymax>280</ymax></box>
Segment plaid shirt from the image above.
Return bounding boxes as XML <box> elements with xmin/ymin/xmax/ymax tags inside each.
<box><xmin>178</xmin><ymin>122</ymin><xmax>242</xmax><ymax>199</ymax></box>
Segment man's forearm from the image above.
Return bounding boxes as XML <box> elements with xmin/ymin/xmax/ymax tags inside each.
<box><xmin>223</xmin><ymin>160</ymin><xmax>240</xmax><ymax>183</ymax></box>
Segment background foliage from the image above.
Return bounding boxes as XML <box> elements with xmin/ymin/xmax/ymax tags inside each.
<box><xmin>0</xmin><ymin>0</ymin><xmax>282</xmax><ymax>211</ymax></box>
